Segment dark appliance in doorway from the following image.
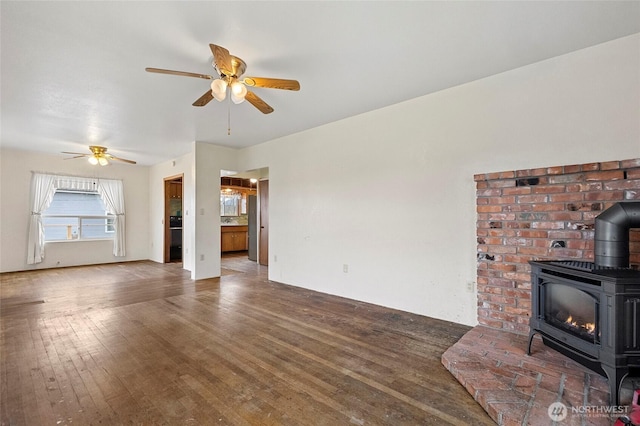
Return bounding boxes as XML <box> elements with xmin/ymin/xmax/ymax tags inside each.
<box><xmin>169</xmin><ymin>215</ymin><xmax>182</xmax><ymax>261</ymax></box>
<box><xmin>528</xmin><ymin>202</ymin><xmax>640</xmax><ymax>405</ymax></box>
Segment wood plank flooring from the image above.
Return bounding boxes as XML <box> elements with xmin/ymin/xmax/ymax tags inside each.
<box><xmin>1</xmin><ymin>253</ymin><xmax>494</xmax><ymax>425</ymax></box>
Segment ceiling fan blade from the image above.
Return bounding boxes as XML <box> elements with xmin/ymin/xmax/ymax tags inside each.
<box><xmin>107</xmin><ymin>155</ymin><xmax>137</xmax><ymax>165</ymax></box>
<box><xmin>243</xmin><ymin>77</ymin><xmax>300</xmax><ymax>91</ymax></box>
<box><xmin>145</xmin><ymin>67</ymin><xmax>213</xmax><ymax>80</ymax></box>
<box><xmin>61</xmin><ymin>151</ymin><xmax>89</xmax><ymax>156</ymax></box>
<box><xmin>63</xmin><ymin>155</ymin><xmax>87</xmax><ymax>160</ymax></box>
<box><xmin>245</xmin><ymin>90</ymin><xmax>274</xmax><ymax>114</ymax></box>
<box><xmin>210</xmin><ymin>44</ymin><xmax>233</xmax><ymax>76</ymax></box>
<box><xmin>193</xmin><ymin>90</ymin><xmax>214</xmax><ymax>107</ymax></box>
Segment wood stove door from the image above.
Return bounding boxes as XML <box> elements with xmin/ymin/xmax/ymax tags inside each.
<box><xmin>543</xmin><ymin>282</ymin><xmax>600</xmax><ymax>345</ymax></box>
<box><xmin>531</xmin><ymin>272</ymin><xmax>602</xmax><ymax>358</ymax></box>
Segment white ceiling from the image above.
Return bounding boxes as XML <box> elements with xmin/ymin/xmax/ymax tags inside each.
<box><xmin>2</xmin><ymin>1</ymin><xmax>639</xmax><ymax>166</ymax></box>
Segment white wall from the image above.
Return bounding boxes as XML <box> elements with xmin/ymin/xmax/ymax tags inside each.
<box><xmin>238</xmin><ymin>34</ymin><xmax>640</xmax><ymax>326</ymax></box>
<box><xmin>0</xmin><ymin>148</ymin><xmax>150</xmax><ymax>272</ymax></box>
<box><xmin>192</xmin><ymin>142</ymin><xmax>238</xmax><ymax>279</ymax></box>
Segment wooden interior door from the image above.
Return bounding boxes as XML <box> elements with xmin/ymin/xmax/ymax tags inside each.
<box><xmin>259</xmin><ymin>180</ymin><xmax>269</xmax><ymax>266</ymax></box>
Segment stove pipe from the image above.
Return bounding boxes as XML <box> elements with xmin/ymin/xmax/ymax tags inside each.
<box><xmin>594</xmin><ymin>201</ymin><xmax>640</xmax><ymax>268</ymax></box>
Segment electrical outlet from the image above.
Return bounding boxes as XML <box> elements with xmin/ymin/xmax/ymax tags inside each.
<box><xmin>274</xmin><ymin>255</ymin><xmax>278</xmax><ymax>262</ymax></box>
<box><xmin>466</xmin><ymin>281</ymin><xmax>475</xmax><ymax>292</ymax></box>
<box><xmin>200</xmin><ymin>254</ymin><xmax>204</xmax><ymax>261</ymax></box>
<box><xmin>343</xmin><ymin>264</ymin><xmax>349</xmax><ymax>273</ymax></box>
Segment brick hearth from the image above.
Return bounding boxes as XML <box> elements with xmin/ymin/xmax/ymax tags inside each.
<box><xmin>442</xmin><ymin>326</ymin><xmax>620</xmax><ymax>426</ymax></box>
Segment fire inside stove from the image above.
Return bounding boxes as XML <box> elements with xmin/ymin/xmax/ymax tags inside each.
<box><xmin>548</xmin><ymin>312</ymin><xmax>597</xmax><ymax>341</ymax></box>
<box><xmin>544</xmin><ymin>283</ymin><xmax>600</xmax><ymax>344</ymax></box>
<box><xmin>565</xmin><ymin>316</ymin><xmax>596</xmax><ymax>335</ymax></box>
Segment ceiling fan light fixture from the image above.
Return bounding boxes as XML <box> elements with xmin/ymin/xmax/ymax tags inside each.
<box><xmin>210</xmin><ymin>79</ymin><xmax>227</xmax><ymax>101</ymax></box>
<box><xmin>230</xmin><ymin>81</ymin><xmax>247</xmax><ymax>104</ymax></box>
<box><xmin>231</xmin><ymin>81</ymin><xmax>247</xmax><ymax>97</ymax></box>
<box><xmin>231</xmin><ymin>93</ymin><xmax>245</xmax><ymax>104</ymax></box>
<box><xmin>63</xmin><ymin>146</ymin><xmax>135</xmax><ymax>165</ymax></box>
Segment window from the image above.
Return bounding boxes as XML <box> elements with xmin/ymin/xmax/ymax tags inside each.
<box><xmin>42</xmin><ymin>190</ymin><xmax>115</xmax><ymax>241</ymax></box>
<box><xmin>27</xmin><ymin>173</ymin><xmax>126</xmax><ymax>264</ymax></box>
<box><xmin>220</xmin><ymin>190</ymin><xmax>241</xmax><ymax>216</ymax></box>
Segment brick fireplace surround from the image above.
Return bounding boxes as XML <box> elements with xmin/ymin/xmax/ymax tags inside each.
<box><xmin>442</xmin><ymin>158</ymin><xmax>640</xmax><ymax>425</ymax></box>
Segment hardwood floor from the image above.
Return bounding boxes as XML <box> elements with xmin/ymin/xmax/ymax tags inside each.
<box><xmin>1</xmin><ymin>253</ymin><xmax>494</xmax><ymax>425</ymax></box>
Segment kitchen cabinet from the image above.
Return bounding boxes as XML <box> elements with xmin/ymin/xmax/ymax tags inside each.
<box><xmin>168</xmin><ymin>181</ymin><xmax>182</xmax><ymax>198</ymax></box>
<box><xmin>221</xmin><ymin>226</ymin><xmax>248</xmax><ymax>252</ymax></box>
<box><xmin>221</xmin><ymin>177</ymin><xmax>256</xmax><ymax>189</ymax></box>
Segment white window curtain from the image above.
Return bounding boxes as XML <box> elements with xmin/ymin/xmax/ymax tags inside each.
<box><xmin>26</xmin><ymin>173</ymin><xmax>126</xmax><ymax>264</ymax></box>
<box><xmin>97</xmin><ymin>179</ymin><xmax>126</xmax><ymax>257</ymax></box>
<box><xmin>26</xmin><ymin>173</ymin><xmax>57</xmax><ymax>264</ymax></box>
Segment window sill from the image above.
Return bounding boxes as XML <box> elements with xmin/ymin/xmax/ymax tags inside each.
<box><xmin>45</xmin><ymin>239</ymin><xmax>114</xmax><ymax>244</ymax></box>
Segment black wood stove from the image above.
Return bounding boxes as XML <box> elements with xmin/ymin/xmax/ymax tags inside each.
<box><xmin>528</xmin><ymin>202</ymin><xmax>640</xmax><ymax>405</ymax></box>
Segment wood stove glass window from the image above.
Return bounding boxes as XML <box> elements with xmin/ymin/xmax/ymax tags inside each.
<box><xmin>544</xmin><ymin>283</ymin><xmax>600</xmax><ymax>344</ymax></box>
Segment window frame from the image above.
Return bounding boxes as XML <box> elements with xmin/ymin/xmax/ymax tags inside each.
<box><xmin>220</xmin><ymin>191</ymin><xmax>241</xmax><ymax>217</ymax></box>
<box><xmin>41</xmin><ymin>190</ymin><xmax>115</xmax><ymax>242</ymax></box>
<box><xmin>105</xmin><ymin>211</ymin><xmax>115</xmax><ymax>234</ymax></box>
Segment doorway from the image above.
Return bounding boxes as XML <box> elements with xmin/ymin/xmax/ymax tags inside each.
<box><xmin>164</xmin><ymin>175</ymin><xmax>183</xmax><ymax>263</ymax></box>
<box><xmin>219</xmin><ymin>168</ymin><xmax>268</xmax><ymax>267</ymax></box>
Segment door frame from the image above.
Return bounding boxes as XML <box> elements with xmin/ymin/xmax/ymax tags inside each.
<box><xmin>164</xmin><ymin>174</ymin><xmax>183</xmax><ymax>263</ymax></box>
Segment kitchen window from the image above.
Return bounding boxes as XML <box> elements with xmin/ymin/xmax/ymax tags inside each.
<box><xmin>220</xmin><ymin>190</ymin><xmax>241</xmax><ymax>216</ymax></box>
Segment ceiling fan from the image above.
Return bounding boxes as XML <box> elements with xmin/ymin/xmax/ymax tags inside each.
<box><xmin>145</xmin><ymin>43</ymin><xmax>300</xmax><ymax>114</ymax></box>
<box><xmin>62</xmin><ymin>146</ymin><xmax>137</xmax><ymax>166</ymax></box>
